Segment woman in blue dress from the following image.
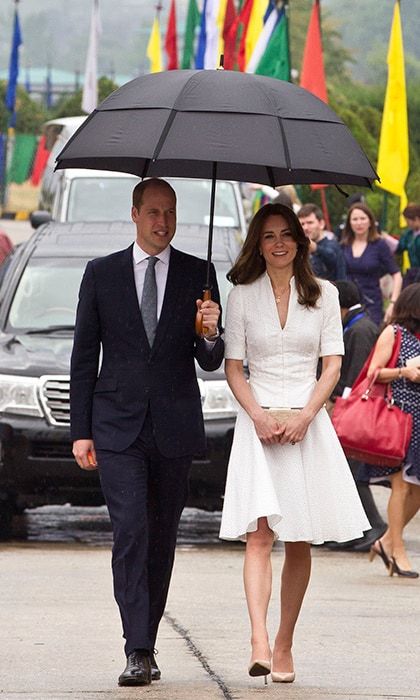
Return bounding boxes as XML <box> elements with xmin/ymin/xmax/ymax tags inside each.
<box><xmin>364</xmin><ymin>283</ymin><xmax>420</xmax><ymax>578</ymax></box>
<box><xmin>341</xmin><ymin>203</ymin><xmax>402</xmax><ymax>326</ymax></box>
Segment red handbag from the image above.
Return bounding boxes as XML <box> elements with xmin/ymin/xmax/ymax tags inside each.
<box><xmin>332</xmin><ymin>327</ymin><xmax>413</xmax><ymax>467</ymax></box>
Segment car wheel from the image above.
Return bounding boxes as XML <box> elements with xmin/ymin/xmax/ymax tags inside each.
<box><xmin>0</xmin><ymin>493</ymin><xmax>15</xmax><ymax>540</ymax></box>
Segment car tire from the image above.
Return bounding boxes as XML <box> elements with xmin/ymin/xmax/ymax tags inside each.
<box><xmin>0</xmin><ymin>493</ymin><xmax>15</xmax><ymax>540</ymax></box>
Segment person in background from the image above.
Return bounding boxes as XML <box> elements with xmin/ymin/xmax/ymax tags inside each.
<box><xmin>328</xmin><ymin>280</ymin><xmax>387</xmax><ymax>552</ymax></box>
<box><xmin>362</xmin><ymin>283</ymin><xmax>420</xmax><ymax>578</ymax></box>
<box><xmin>341</xmin><ymin>203</ymin><xmax>402</xmax><ymax>326</ymax></box>
<box><xmin>334</xmin><ymin>192</ymin><xmax>366</xmax><ymax>241</ymax></box>
<box><xmin>0</xmin><ymin>230</ymin><xmax>14</xmax><ymax>266</ymax></box>
<box><xmin>298</xmin><ymin>203</ymin><xmax>347</xmax><ymax>282</ymax></box>
<box><xmin>397</xmin><ymin>203</ymin><xmax>420</xmax><ymax>287</ymax></box>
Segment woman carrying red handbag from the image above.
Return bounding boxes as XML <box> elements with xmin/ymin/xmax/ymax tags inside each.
<box><xmin>362</xmin><ymin>283</ymin><xmax>420</xmax><ymax>578</ymax></box>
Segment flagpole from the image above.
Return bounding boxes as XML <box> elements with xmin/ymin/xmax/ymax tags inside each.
<box><xmin>1</xmin><ymin>0</ymin><xmax>22</xmax><ymax>211</ymax></box>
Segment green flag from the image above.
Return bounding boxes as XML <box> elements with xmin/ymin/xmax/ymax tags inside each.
<box><xmin>182</xmin><ymin>0</ymin><xmax>201</xmax><ymax>69</ymax></box>
<box><xmin>255</xmin><ymin>9</ymin><xmax>290</xmax><ymax>81</ymax></box>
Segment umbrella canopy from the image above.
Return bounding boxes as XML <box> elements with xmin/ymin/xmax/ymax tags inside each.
<box><xmin>56</xmin><ymin>69</ymin><xmax>377</xmax><ymax>188</ymax></box>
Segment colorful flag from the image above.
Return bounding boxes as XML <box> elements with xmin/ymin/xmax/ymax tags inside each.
<box><xmin>5</xmin><ymin>8</ymin><xmax>23</xmax><ymax>120</ymax></box>
<box><xmin>82</xmin><ymin>0</ymin><xmax>101</xmax><ymax>114</ymax></box>
<box><xmin>217</xmin><ymin>0</ymin><xmax>228</xmax><ymax>60</ymax></box>
<box><xmin>246</xmin><ymin>3</ymin><xmax>280</xmax><ymax>73</ymax></box>
<box><xmin>255</xmin><ymin>5</ymin><xmax>290</xmax><ymax>81</ymax></box>
<box><xmin>232</xmin><ymin>0</ymin><xmax>254</xmax><ymax>71</ymax></box>
<box><xmin>147</xmin><ymin>15</ymin><xmax>163</xmax><ymax>73</ymax></box>
<box><xmin>376</xmin><ymin>1</ymin><xmax>409</xmax><ymax>223</ymax></box>
<box><xmin>195</xmin><ymin>0</ymin><xmax>208</xmax><ymax>69</ymax></box>
<box><xmin>245</xmin><ymin>0</ymin><xmax>268</xmax><ymax>67</ymax></box>
<box><xmin>204</xmin><ymin>0</ymin><xmax>221</xmax><ymax>68</ymax></box>
<box><xmin>222</xmin><ymin>0</ymin><xmax>237</xmax><ymax>69</ymax></box>
<box><xmin>30</xmin><ymin>135</ymin><xmax>50</xmax><ymax>186</ymax></box>
<box><xmin>182</xmin><ymin>0</ymin><xmax>201</xmax><ymax>69</ymax></box>
<box><xmin>300</xmin><ymin>0</ymin><xmax>327</xmax><ymax>102</ymax></box>
<box><xmin>165</xmin><ymin>0</ymin><xmax>178</xmax><ymax>70</ymax></box>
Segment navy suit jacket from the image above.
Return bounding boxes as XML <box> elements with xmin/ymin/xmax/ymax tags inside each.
<box><xmin>70</xmin><ymin>244</ymin><xmax>224</xmax><ymax>457</ymax></box>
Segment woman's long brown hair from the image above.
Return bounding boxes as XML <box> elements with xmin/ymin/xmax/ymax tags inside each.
<box><xmin>341</xmin><ymin>203</ymin><xmax>380</xmax><ymax>245</ymax></box>
<box><xmin>391</xmin><ymin>283</ymin><xmax>420</xmax><ymax>335</ymax></box>
<box><xmin>227</xmin><ymin>203</ymin><xmax>321</xmax><ymax>308</ymax></box>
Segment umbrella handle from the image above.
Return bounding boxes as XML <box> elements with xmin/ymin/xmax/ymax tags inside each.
<box><xmin>195</xmin><ymin>288</ymin><xmax>212</xmax><ymax>336</ymax></box>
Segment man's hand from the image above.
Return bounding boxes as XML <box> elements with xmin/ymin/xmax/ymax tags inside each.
<box><xmin>72</xmin><ymin>439</ymin><xmax>98</xmax><ymax>470</ymax></box>
<box><xmin>196</xmin><ymin>298</ymin><xmax>221</xmax><ymax>338</ymax></box>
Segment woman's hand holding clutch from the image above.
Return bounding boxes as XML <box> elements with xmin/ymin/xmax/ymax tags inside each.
<box><xmin>253</xmin><ymin>409</ymin><xmax>286</xmax><ymax>445</ymax></box>
<box><xmin>277</xmin><ymin>411</ymin><xmax>312</xmax><ymax>446</ymax></box>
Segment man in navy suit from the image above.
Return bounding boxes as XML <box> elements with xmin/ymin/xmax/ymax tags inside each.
<box><xmin>71</xmin><ymin>178</ymin><xmax>224</xmax><ymax>686</ymax></box>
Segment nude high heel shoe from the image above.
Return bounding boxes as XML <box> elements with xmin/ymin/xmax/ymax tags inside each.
<box><xmin>248</xmin><ymin>660</ymin><xmax>271</xmax><ymax>685</ymax></box>
<box><xmin>271</xmin><ymin>670</ymin><xmax>295</xmax><ymax>683</ymax></box>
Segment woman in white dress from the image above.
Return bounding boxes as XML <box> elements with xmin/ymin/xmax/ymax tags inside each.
<box><xmin>219</xmin><ymin>203</ymin><xmax>369</xmax><ymax>684</ymax></box>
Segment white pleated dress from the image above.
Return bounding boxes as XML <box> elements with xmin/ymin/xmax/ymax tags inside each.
<box><xmin>219</xmin><ymin>274</ymin><xmax>370</xmax><ymax>543</ymax></box>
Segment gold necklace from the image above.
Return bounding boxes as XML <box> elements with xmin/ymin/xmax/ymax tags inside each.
<box><xmin>273</xmin><ymin>287</ymin><xmax>290</xmax><ymax>303</ymax></box>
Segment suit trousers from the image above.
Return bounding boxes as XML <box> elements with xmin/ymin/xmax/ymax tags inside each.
<box><xmin>97</xmin><ymin>412</ymin><xmax>191</xmax><ymax>656</ymax></box>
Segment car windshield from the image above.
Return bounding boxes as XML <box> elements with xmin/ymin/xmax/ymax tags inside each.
<box><xmin>7</xmin><ymin>258</ymin><xmax>88</xmax><ymax>331</ymax></box>
<box><xmin>7</xmin><ymin>257</ymin><xmax>232</xmax><ymax>332</ymax></box>
<box><xmin>66</xmin><ymin>177</ymin><xmax>240</xmax><ymax>227</ymax></box>
<box><xmin>67</xmin><ymin>178</ymin><xmax>137</xmax><ymax>221</ymax></box>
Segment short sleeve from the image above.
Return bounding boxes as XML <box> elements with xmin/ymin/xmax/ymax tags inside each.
<box><xmin>319</xmin><ymin>281</ymin><xmax>344</xmax><ymax>357</ymax></box>
<box><xmin>224</xmin><ymin>285</ymin><xmax>246</xmax><ymax>360</ymax></box>
<box><xmin>377</xmin><ymin>238</ymin><xmax>399</xmax><ymax>275</ymax></box>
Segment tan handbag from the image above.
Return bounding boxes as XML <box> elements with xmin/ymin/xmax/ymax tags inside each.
<box><xmin>262</xmin><ymin>407</ymin><xmax>301</xmax><ymax>423</ymax></box>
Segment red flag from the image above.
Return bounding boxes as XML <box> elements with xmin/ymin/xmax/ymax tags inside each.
<box><xmin>30</xmin><ymin>134</ymin><xmax>50</xmax><ymax>186</ymax></box>
<box><xmin>165</xmin><ymin>0</ymin><xmax>178</xmax><ymax>70</ymax></box>
<box><xmin>228</xmin><ymin>0</ymin><xmax>253</xmax><ymax>72</ymax></box>
<box><xmin>300</xmin><ymin>0</ymin><xmax>327</xmax><ymax>103</ymax></box>
<box><xmin>223</xmin><ymin>0</ymin><xmax>237</xmax><ymax>70</ymax></box>
<box><xmin>301</xmin><ymin>1</ymin><xmax>329</xmax><ymax>198</ymax></box>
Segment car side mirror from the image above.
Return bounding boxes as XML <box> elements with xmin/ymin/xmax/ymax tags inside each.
<box><xmin>30</xmin><ymin>210</ymin><xmax>52</xmax><ymax>229</ymax></box>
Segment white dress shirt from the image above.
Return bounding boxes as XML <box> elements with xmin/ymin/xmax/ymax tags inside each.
<box><xmin>133</xmin><ymin>240</ymin><xmax>218</xmax><ymax>344</ymax></box>
<box><xmin>133</xmin><ymin>241</ymin><xmax>171</xmax><ymax>318</ymax></box>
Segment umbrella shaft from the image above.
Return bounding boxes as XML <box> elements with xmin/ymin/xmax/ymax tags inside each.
<box><xmin>206</xmin><ymin>162</ymin><xmax>218</xmax><ymax>287</ymax></box>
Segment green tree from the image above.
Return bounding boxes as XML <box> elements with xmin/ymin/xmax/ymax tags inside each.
<box><xmin>0</xmin><ymin>82</ymin><xmax>48</xmax><ymax>133</ymax></box>
<box><xmin>51</xmin><ymin>76</ymin><xmax>119</xmax><ymax>119</ymax></box>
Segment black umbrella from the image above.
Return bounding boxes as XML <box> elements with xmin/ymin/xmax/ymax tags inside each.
<box><xmin>56</xmin><ymin>69</ymin><xmax>377</xmax><ymax>302</ymax></box>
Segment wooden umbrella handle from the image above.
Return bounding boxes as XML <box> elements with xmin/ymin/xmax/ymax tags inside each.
<box><xmin>195</xmin><ymin>288</ymin><xmax>212</xmax><ymax>336</ymax></box>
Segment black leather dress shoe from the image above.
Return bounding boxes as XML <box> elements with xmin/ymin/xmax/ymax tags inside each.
<box><xmin>118</xmin><ymin>651</ymin><xmax>151</xmax><ymax>686</ymax></box>
<box><xmin>151</xmin><ymin>653</ymin><xmax>161</xmax><ymax>681</ymax></box>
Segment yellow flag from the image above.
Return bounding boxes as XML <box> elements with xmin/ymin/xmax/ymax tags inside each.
<box><xmin>217</xmin><ymin>0</ymin><xmax>228</xmax><ymax>58</ymax></box>
<box><xmin>245</xmin><ymin>0</ymin><xmax>267</xmax><ymax>66</ymax></box>
<box><xmin>146</xmin><ymin>17</ymin><xmax>163</xmax><ymax>73</ymax></box>
<box><xmin>376</xmin><ymin>1</ymin><xmax>409</xmax><ymax>226</ymax></box>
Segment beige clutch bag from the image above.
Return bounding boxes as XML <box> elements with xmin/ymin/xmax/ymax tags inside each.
<box><xmin>262</xmin><ymin>407</ymin><xmax>302</xmax><ymax>423</ymax></box>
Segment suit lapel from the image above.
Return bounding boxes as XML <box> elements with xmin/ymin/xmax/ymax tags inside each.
<box><xmin>121</xmin><ymin>244</ymin><xmax>150</xmax><ymax>350</ymax></box>
<box><xmin>152</xmin><ymin>247</ymin><xmax>183</xmax><ymax>354</ymax></box>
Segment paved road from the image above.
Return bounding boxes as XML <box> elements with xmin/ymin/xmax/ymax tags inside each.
<box><xmin>1</xmin><ymin>492</ymin><xmax>419</xmax><ymax>700</ymax></box>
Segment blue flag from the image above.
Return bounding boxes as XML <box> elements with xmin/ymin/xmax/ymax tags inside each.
<box><xmin>195</xmin><ymin>0</ymin><xmax>207</xmax><ymax>69</ymax></box>
<box><xmin>5</xmin><ymin>10</ymin><xmax>23</xmax><ymax>114</ymax></box>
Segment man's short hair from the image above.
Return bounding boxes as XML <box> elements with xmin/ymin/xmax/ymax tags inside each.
<box><xmin>402</xmin><ymin>203</ymin><xmax>420</xmax><ymax>220</ymax></box>
<box><xmin>132</xmin><ymin>178</ymin><xmax>176</xmax><ymax>210</ymax></box>
<box><xmin>297</xmin><ymin>203</ymin><xmax>323</xmax><ymax>221</ymax></box>
<box><xmin>335</xmin><ymin>280</ymin><xmax>361</xmax><ymax>309</ymax></box>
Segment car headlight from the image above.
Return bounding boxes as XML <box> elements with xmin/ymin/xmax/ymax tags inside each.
<box><xmin>0</xmin><ymin>375</ymin><xmax>43</xmax><ymax>417</ymax></box>
<box><xmin>200</xmin><ymin>380</ymin><xmax>238</xmax><ymax>420</ymax></box>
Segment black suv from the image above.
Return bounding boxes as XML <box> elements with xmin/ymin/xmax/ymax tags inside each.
<box><xmin>0</xmin><ymin>221</ymin><xmax>240</xmax><ymax>535</ymax></box>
